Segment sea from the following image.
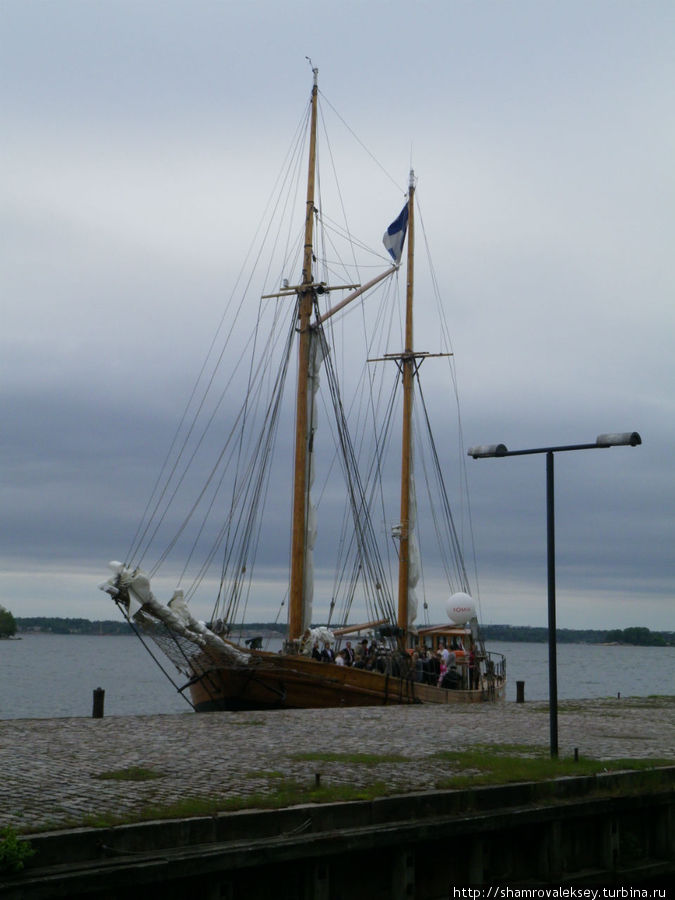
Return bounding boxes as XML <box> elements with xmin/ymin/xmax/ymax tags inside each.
<box><xmin>1</xmin><ymin>634</ymin><xmax>673</xmax><ymax>720</ymax></box>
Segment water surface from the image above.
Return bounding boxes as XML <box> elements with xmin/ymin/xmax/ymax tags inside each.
<box><xmin>1</xmin><ymin>634</ymin><xmax>672</xmax><ymax>719</ymax></box>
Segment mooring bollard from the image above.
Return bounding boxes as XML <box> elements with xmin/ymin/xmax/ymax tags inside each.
<box><xmin>92</xmin><ymin>687</ymin><xmax>105</xmax><ymax>718</ymax></box>
<box><xmin>516</xmin><ymin>680</ymin><xmax>525</xmax><ymax>703</ymax></box>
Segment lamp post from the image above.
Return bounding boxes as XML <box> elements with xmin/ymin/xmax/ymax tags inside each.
<box><xmin>467</xmin><ymin>432</ymin><xmax>641</xmax><ymax>757</ymax></box>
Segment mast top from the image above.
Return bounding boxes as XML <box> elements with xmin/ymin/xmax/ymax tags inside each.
<box><xmin>408</xmin><ymin>168</ymin><xmax>416</xmax><ymax>191</ymax></box>
<box><xmin>305</xmin><ymin>57</ymin><xmax>319</xmax><ymax>86</ymax></box>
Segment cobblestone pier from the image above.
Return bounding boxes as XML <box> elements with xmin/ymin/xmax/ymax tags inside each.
<box><xmin>3</xmin><ymin>696</ymin><xmax>673</xmax><ymax>833</ymax></box>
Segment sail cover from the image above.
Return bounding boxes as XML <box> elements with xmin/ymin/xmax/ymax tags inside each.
<box><xmin>100</xmin><ymin>563</ymin><xmax>249</xmax><ymax>668</ymax></box>
<box><xmin>407</xmin><ymin>467</ymin><xmax>420</xmax><ymax>627</ymax></box>
<box><xmin>302</xmin><ymin>330</ymin><xmax>326</xmax><ymax>632</ymax></box>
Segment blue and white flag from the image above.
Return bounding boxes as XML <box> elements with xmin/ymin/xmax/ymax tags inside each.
<box><xmin>382</xmin><ymin>204</ymin><xmax>409</xmax><ymax>264</ymax></box>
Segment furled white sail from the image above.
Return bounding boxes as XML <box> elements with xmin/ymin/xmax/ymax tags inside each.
<box><xmin>100</xmin><ymin>563</ymin><xmax>249</xmax><ymax>665</ymax></box>
<box><xmin>302</xmin><ymin>331</ymin><xmax>326</xmax><ymax>632</ymax></box>
<box><xmin>407</xmin><ymin>466</ymin><xmax>420</xmax><ymax>627</ymax></box>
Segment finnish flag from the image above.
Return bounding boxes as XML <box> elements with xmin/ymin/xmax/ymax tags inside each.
<box><xmin>382</xmin><ymin>204</ymin><xmax>409</xmax><ymax>264</ymax></box>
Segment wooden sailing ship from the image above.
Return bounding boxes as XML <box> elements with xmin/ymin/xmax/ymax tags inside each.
<box><xmin>101</xmin><ymin>68</ymin><xmax>506</xmax><ymax>710</ymax></box>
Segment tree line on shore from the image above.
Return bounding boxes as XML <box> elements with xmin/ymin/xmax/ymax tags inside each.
<box><xmin>5</xmin><ymin>615</ymin><xmax>672</xmax><ymax>646</ymax></box>
<box><xmin>479</xmin><ymin>624</ymin><xmax>672</xmax><ymax>646</ymax></box>
<box><xmin>0</xmin><ymin>606</ymin><xmax>17</xmax><ymax>638</ymax></box>
<box><xmin>11</xmin><ymin>617</ymin><xmax>289</xmax><ymax>638</ymax></box>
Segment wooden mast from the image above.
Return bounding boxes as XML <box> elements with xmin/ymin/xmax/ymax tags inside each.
<box><xmin>396</xmin><ymin>170</ymin><xmax>416</xmax><ymax>644</ymax></box>
<box><xmin>288</xmin><ymin>67</ymin><xmax>319</xmax><ymax>640</ymax></box>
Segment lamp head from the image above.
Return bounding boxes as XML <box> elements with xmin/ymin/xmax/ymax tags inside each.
<box><xmin>467</xmin><ymin>443</ymin><xmax>508</xmax><ymax>459</ymax></box>
<box><xmin>596</xmin><ymin>432</ymin><xmax>642</xmax><ymax>447</ymax></box>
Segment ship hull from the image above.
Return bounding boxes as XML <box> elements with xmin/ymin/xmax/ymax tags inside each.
<box><xmin>187</xmin><ymin>648</ymin><xmax>505</xmax><ymax>711</ymax></box>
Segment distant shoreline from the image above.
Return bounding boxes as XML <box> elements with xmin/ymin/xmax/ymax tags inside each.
<box><xmin>14</xmin><ymin>618</ymin><xmax>673</xmax><ymax>646</ymax></box>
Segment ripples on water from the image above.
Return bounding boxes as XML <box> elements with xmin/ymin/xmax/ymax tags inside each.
<box><xmin>1</xmin><ymin>635</ymin><xmax>191</xmax><ymax>719</ymax></box>
<box><xmin>487</xmin><ymin>641</ymin><xmax>673</xmax><ymax>703</ymax></box>
<box><xmin>1</xmin><ymin>635</ymin><xmax>672</xmax><ymax>719</ymax></box>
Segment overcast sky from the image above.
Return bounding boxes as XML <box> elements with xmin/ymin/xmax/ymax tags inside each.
<box><xmin>2</xmin><ymin>1</ymin><xmax>673</xmax><ymax>631</ymax></box>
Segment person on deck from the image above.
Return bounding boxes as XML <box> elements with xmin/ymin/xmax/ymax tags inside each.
<box><xmin>354</xmin><ymin>639</ymin><xmax>369</xmax><ymax>667</ymax></box>
<box><xmin>437</xmin><ymin>650</ymin><xmax>447</xmax><ymax>687</ymax></box>
<box><xmin>440</xmin><ymin>643</ymin><xmax>451</xmax><ymax>669</ymax></box>
<box><xmin>468</xmin><ymin>648</ymin><xmax>479</xmax><ymax>689</ymax></box>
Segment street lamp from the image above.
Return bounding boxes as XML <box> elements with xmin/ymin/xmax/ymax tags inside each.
<box><xmin>467</xmin><ymin>432</ymin><xmax>642</xmax><ymax>757</ymax></box>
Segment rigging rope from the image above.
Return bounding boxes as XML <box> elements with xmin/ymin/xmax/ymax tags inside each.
<box><xmin>416</xmin><ymin>377</ymin><xmax>470</xmax><ymax>594</ymax></box>
<box><xmin>318</xmin><ymin>90</ymin><xmax>404</xmax><ymax>197</ymax></box>
<box><xmin>417</xmin><ymin>201</ymin><xmax>483</xmax><ymax>615</ymax></box>
<box><xmin>126</xmin><ymin>95</ymin><xmax>313</xmax><ymax>575</ymax></box>
<box><xmin>120</xmin><ymin>84</ymin><xmax>480</xmax><ymax>641</ymax></box>
<box><xmin>317</xmin><ymin>323</ymin><xmax>397</xmax><ymax>629</ymax></box>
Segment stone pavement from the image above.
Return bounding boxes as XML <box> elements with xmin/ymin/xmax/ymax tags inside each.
<box><xmin>3</xmin><ymin>696</ymin><xmax>673</xmax><ymax>833</ymax></box>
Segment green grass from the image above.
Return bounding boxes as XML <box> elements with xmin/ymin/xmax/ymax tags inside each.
<box><xmin>302</xmin><ymin>781</ymin><xmax>392</xmax><ymax>804</ymax></box>
<box><xmin>0</xmin><ymin>827</ymin><xmax>36</xmax><ymax>873</ymax></box>
<box><xmin>289</xmin><ymin>751</ymin><xmax>408</xmax><ymax>765</ymax></box>
<box><xmin>244</xmin><ymin>770</ymin><xmax>285</xmax><ymax>779</ymax></box>
<box><xmin>92</xmin><ymin>766</ymin><xmax>164</xmax><ymax>782</ymax></box>
<box><xmin>77</xmin><ymin>779</ymin><xmax>395</xmax><ymax>829</ymax></box>
<box><xmin>18</xmin><ymin>745</ymin><xmax>671</xmax><ymax>834</ymax></box>
<box><xmin>429</xmin><ymin>744</ymin><xmax>672</xmax><ymax>789</ymax></box>
<box><xmin>529</xmin><ymin>696</ymin><xmax>675</xmax><ymax>713</ymax></box>
<box><xmin>82</xmin><ymin>796</ymin><xmax>226</xmax><ymax>828</ymax></box>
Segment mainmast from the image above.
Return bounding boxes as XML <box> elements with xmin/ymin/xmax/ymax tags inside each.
<box><xmin>396</xmin><ymin>170</ymin><xmax>416</xmax><ymax>644</ymax></box>
<box><xmin>288</xmin><ymin>67</ymin><xmax>319</xmax><ymax>640</ymax></box>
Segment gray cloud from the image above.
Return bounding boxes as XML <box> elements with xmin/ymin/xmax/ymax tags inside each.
<box><xmin>2</xmin><ymin>1</ymin><xmax>673</xmax><ymax>630</ymax></box>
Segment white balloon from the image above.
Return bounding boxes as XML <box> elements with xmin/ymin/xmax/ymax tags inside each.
<box><xmin>445</xmin><ymin>592</ymin><xmax>476</xmax><ymax>625</ymax></box>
